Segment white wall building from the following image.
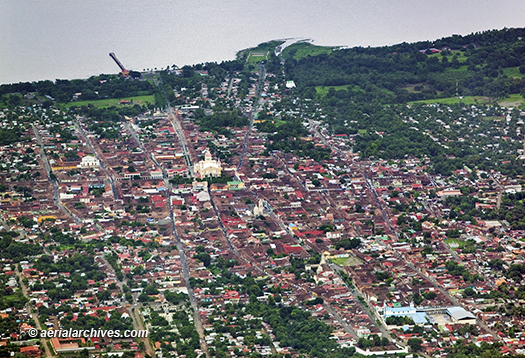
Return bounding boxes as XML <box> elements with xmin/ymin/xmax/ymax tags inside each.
<box><xmin>77</xmin><ymin>155</ymin><xmax>100</xmax><ymax>168</ymax></box>
<box><xmin>194</xmin><ymin>151</ymin><xmax>222</xmax><ymax>179</ymax></box>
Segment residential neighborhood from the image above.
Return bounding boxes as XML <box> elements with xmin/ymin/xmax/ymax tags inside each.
<box><xmin>3</xmin><ymin>36</ymin><xmax>525</xmax><ymax>358</ymax></box>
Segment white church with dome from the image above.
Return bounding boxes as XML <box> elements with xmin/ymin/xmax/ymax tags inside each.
<box><xmin>194</xmin><ymin>151</ymin><xmax>222</xmax><ymax>179</ymax></box>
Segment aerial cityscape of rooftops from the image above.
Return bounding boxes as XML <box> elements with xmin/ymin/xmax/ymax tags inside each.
<box><xmin>4</xmin><ymin>27</ymin><xmax>525</xmax><ymax>358</ymax></box>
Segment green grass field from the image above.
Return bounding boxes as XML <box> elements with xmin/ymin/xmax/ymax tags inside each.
<box><xmin>330</xmin><ymin>256</ymin><xmax>362</xmax><ymax>266</ymax></box>
<box><xmin>428</xmin><ymin>50</ymin><xmax>469</xmax><ymax>63</ymax></box>
<box><xmin>247</xmin><ymin>52</ymin><xmax>268</xmax><ymax>63</ymax></box>
<box><xmin>380</xmin><ymin>88</ymin><xmax>395</xmax><ymax>96</ymax></box>
<box><xmin>272</xmin><ymin>118</ymin><xmax>287</xmax><ymax>127</ymax></box>
<box><xmin>3</xmin><ymin>294</ymin><xmax>21</xmax><ymax>303</ymax></box>
<box><xmin>403</xmin><ymin>84</ymin><xmax>429</xmax><ymax>93</ymax></box>
<box><xmin>453</xmin><ymin>51</ymin><xmax>469</xmax><ymax>63</ymax></box>
<box><xmin>498</xmin><ymin>93</ymin><xmax>525</xmax><ymax>108</ymax></box>
<box><xmin>238</xmin><ymin>40</ymin><xmax>285</xmax><ymax>61</ymax></box>
<box><xmin>502</xmin><ymin>67</ymin><xmax>525</xmax><ymax>78</ymax></box>
<box><xmin>315</xmin><ymin>85</ymin><xmax>353</xmax><ymax>95</ymax></box>
<box><xmin>408</xmin><ymin>96</ymin><xmax>496</xmax><ymax>106</ymax></box>
<box><xmin>283</xmin><ymin>42</ymin><xmax>333</xmax><ymax>61</ymax></box>
<box><xmin>483</xmin><ymin>116</ymin><xmax>505</xmax><ymax>121</ymax></box>
<box><xmin>65</xmin><ymin>95</ymin><xmax>155</xmax><ymax>108</ymax></box>
<box><xmin>446</xmin><ymin>65</ymin><xmax>469</xmax><ymax>73</ymax></box>
<box><xmin>252</xmin><ymin>40</ymin><xmax>285</xmax><ymax>53</ymax></box>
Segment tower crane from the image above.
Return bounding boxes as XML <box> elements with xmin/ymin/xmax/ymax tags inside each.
<box><xmin>109</xmin><ymin>52</ymin><xmax>130</xmax><ymax>77</ymax></box>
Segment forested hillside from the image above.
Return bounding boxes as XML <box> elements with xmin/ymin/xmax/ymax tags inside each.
<box><xmin>0</xmin><ymin>74</ymin><xmax>153</xmax><ymax>103</ymax></box>
<box><xmin>279</xmin><ymin>28</ymin><xmax>525</xmax><ymax>177</ymax></box>
<box><xmin>286</xmin><ymin>27</ymin><xmax>525</xmax><ymax>102</ymax></box>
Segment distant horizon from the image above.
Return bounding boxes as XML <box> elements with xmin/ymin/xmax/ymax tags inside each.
<box><xmin>1</xmin><ymin>26</ymin><xmax>520</xmax><ymax>86</ymax></box>
<box><xmin>2</xmin><ymin>0</ymin><xmax>525</xmax><ymax>84</ymax></box>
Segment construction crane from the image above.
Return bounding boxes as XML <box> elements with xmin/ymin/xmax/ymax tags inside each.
<box><xmin>109</xmin><ymin>52</ymin><xmax>130</xmax><ymax>77</ymax></box>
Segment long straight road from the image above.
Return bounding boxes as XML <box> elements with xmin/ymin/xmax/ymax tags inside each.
<box><xmin>167</xmin><ymin>111</ymin><xmax>194</xmax><ymax>177</ymax></box>
<box><xmin>323</xmin><ymin>303</ymin><xmax>359</xmax><ymax>339</ymax></box>
<box><xmin>74</xmin><ymin>120</ymin><xmax>119</xmax><ymax>200</ymax></box>
<box><xmin>155</xmin><ymin>71</ymin><xmax>195</xmax><ymax>177</ymax></box>
<box><xmin>208</xmin><ymin>186</ymin><xmax>357</xmax><ymax>339</ymax></box>
<box><xmin>132</xmin><ymin>76</ymin><xmax>208</xmax><ymax>354</ymax></box>
<box><xmin>290</xmin><ymin>113</ymin><xmax>402</xmax><ymax>341</ymax></box>
<box><xmin>123</xmin><ymin>121</ymin><xmax>167</xmax><ymax>178</ymax></box>
<box><xmin>270</xmin><ymin>152</ymin><xmax>309</xmax><ymax>191</ymax></box>
<box><xmin>32</xmin><ymin>124</ymin><xmax>82</xmax><ymax>224</ymax></box>
<box><xmin>226</xmin><ymin>75</ymin><xmax>234</xmax><ymax>98</ymax></box>
<box><xmin>99</xmin><ymin>256</ymin><xmax>154</xmax><ymax>356</ymax></box>
<box><xmin>121</xmin><ymin>116</ymin><xmax>207</xmax><ymax>353</ymax></box>
<box><xmin>166</xmin><ymin>193</ymin><xmax>209</xmax><ymax>357</ymax></box>
<box><xmin>328</xmin><ymin>263</ymin><xmax>393</xmax><ymax>341</ymax></box>
<box><xmin>123</xmin><ymin>122</ymin><xmax>146</xmax><ymax>153</ymax></box>
<box><xmin>15</xmin><ymin>266</ymin><xmax>53</xmax><ymax>358</ymax></box>
<box><xmin>237</xmin><ymin>64</ymin><xmax>266</xmax><ymax>172</ymax></box>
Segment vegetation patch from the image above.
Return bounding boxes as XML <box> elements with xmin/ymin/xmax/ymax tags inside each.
<box><xmin>2</xmin><ymin>294</ymin><xmax>20</xmax><ymax>303</ymax></box>
<box><xmin>282</xmin><ymin>42</ymin><xmax>333</xmax><ymax>61</ymax></box>
<box><xmin>502</xmin><ymin>66</ymin><xmax>525</xmax><ymax>78</ymax></box>
<box><xmin>65</xmin><ymin>94</ymin><xmax>155</xmax><ymax>109</ymax></box>
<box><xmin>0</xmin><ymin>127</ymin><xmax>28</xmax><ymax>146</ymax></box>
<box><xmin>444</xmin><ymin>239</ymin><xmax>466</xmax><ymax>249</ymax></box>
<box><xmin>247</xmin><ymin>52</ymin><xmax>268</xmax><ymax>63</ymax></box>
<box><xmin>408</xmin><ymin>96</ymin><xmax>495</xmax><ymax>106</ymax></box>
<box><xmin>315</xmin><ymin>85</ymin><xmax>353</xmax><ymax>96</ymax></box>
<box><xmin>330</xmin><ymin>256</ymin><xmax>362</xmax><ymax>266</ymax></box>
<box><xmin>446</xmin><ymin>65</ymin><xmax>470</xmax><ymax>73</ymax></box>
<box><xmin>498</xmin><ymin>93</ymin><xmax>525</xmax><ymax>108</ymax></box>
<box><xmin>237</xmin><ymin>40</ymin><xmax>284</xmax><ymax>61</ymax></box>
<box><xmin>428</xmin><ymin>50</ymin><xmax>469</xmax><ymax>63</ymax></box>
<box><xmin>270</xmin><ymin>118</ymin><xmax>287</xmax><ymax>127</ymax></box>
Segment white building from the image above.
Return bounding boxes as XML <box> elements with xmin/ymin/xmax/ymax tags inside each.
<box><xmin>194</xmin><ymin>151</ymin><xmax>222</xmax><ymax>179</ymax></box>
<box><xmin>77</xmin><ymin>155</ymin><xmax>100</xmax><ymax>168</ymax></box>
<box><xmin>253</xmin><ymin>199</ymin><xmax>265</xmax><ymax>217</ymax></box>
<box><xmin>446</xmin><ymin>307</ymin><xmax>477</xmax><ymax>325</ymax></box>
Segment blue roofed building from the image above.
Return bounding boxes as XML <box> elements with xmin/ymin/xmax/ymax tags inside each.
<box><xmin>383</xmin><ymin>305</ymin><xmax>430</xmax><ymax>325</ymax></box>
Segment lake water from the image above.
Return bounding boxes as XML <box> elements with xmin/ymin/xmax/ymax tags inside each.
<box><xmin>1</xmin><ymin>0</ymin><xmax>524</xmax><ymax>84</ymax></box>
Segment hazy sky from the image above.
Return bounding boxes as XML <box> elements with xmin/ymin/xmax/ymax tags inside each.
<box><xmin>1</xmin><ymin>0</ymin><xmax>525</xmax><ymax>84</ymax></box>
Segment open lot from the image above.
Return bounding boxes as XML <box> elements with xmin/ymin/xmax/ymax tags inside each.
<box><xmin>330</xmin><ymin>256</ymin><xmax>363</xmax><ymax>266</ymax></box>
<box><xmin>247</xmin><ymin>51</ymin><xmax>268</xmax><ymax>63</ymax></box>
<box><xmin>408</xmin><ymin>96</ymin><xmax>495</xmax><ymax>106</ymax></box>
<box><xmin>65</xmin><ymin>94</ymin><xmax>155</xmax><ymax>108</ymax></box>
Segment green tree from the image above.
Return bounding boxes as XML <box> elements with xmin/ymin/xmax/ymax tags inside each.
<box><xmin>407</xmin><ymin>338</ymin><xmax>422</xmax><ymax>352</ymax></box>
